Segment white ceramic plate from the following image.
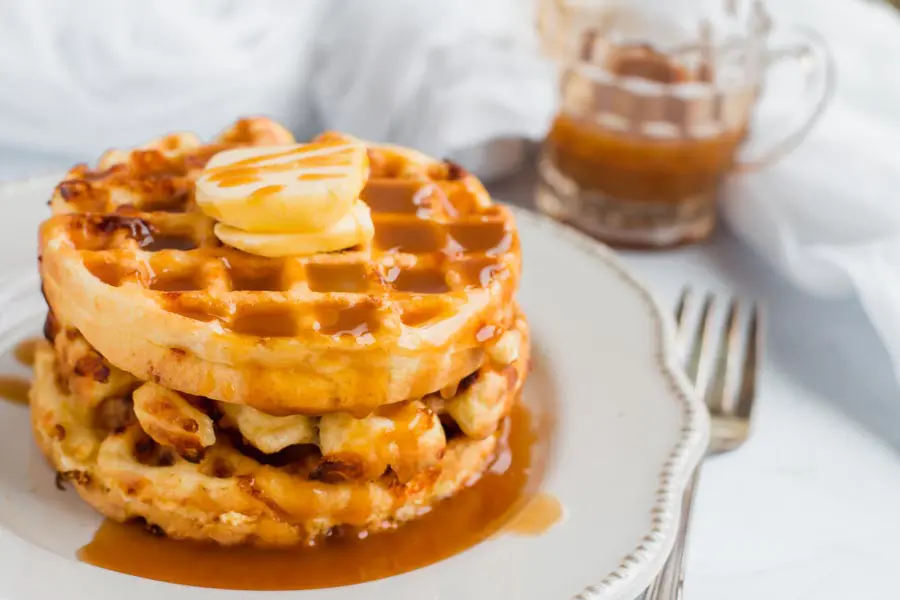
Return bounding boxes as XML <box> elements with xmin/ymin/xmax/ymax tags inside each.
<box><xmin>0</xmin><ymin>175</ymin><xmax>708</xmax><ymax>600</ymax></box>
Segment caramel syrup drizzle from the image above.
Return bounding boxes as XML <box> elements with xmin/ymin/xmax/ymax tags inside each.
<box><xmin>0</xmin><ymin>337</ymin><xmax>41</xmax><ymax>405</ymax></box>
<box><xmin>78</xmin><ymin>403</ymin><xmax>551</xmax><ymax>591</ymax></box>
<box><xmin>204</xmin><ymin>141</ymin><xmax>357</xmax><ymax>190</ymax></box>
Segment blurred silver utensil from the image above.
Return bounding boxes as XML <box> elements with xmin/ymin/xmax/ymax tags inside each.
<box><xmin>643</xmin><ymin>289</ymin><xmax>761</xmax><ymax>600</ymax></box>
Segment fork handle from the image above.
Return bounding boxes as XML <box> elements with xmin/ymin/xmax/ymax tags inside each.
<box><xmin>644</xmin><ymin>467</ymin><xmax>701</xmax><ymax>600</ymax></box>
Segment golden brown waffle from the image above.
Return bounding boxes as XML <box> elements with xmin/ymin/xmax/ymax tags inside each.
<box><xmin>30</xmin><ymin>334</ymin><xmax>526</xmax><ymax>546</ymax></box>
<box><xmin>39</xmin><ymin>118</ymin><xmax>521</xmax><ymax>413</ymax></box>
<box><xmin>45</xmin><ymin>312</ymin><xmax>529</xmax><ymax>482</ymax></box>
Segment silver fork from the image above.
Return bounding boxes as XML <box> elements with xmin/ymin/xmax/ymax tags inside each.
<box><xmin>642</xmin><ymin>289</ymin><xmax>761</xmax><ymax>600</ymax></box>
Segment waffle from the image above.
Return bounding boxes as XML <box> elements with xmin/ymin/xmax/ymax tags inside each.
<box><xmin>44</xmin><ymin>312</ymin><xmax>528</xmax><ymax>480</ymax></box>
<box><xmin>30</xmin><ymin>313</ymin><xmax>528</xmax><ymax>546</ymax></box>
<box><xmin>39</xmin><ymin>118</ymin><xmax>521</xmax><ymax>414</ymax></box>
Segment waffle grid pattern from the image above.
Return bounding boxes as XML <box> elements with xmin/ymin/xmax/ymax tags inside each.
<box><xmin>43</xmin><ymin>121</ymin><xmax>519</xmax><ymax>347</ymax></box>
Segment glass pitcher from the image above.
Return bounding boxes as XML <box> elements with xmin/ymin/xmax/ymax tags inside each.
<box><xmin>536</xmin><ymin>0</ymin><xmax>834</xmax><ymax>248</ymax></box>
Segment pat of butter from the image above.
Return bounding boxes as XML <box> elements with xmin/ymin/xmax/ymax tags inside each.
<box><xmin>196</xmin><ymin>138</ymin><xmax>374</xmax><ymax>257</ymax></box>
<box><xmin>214</xmin><ymin>201</ymin><xmax>374</xmax><ymax>258</ymax></box>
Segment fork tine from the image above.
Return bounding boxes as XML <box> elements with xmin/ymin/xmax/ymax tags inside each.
<box><xmin>684</xmin><ymin>293</ymin><xmax>716</xmax><ymax>395</ymax></box>
<box><xmin>674</xmin><ymin>287</ymin><xmax>693</xmax><ymax>362</ymax></box>
<box><xmin>705</xmin><ymin>298</ymin><xmax>740</xmax><ymax>414</ymax></box>
<box><xmin>736</xmin><ymin>303</ymin><xmax>761</xmax><ymax>420</ymax></box>
<box><xmin>647</xmin><ymin>292</ymin><xmax>760</xmax><ymax>600</ymax></box>
<box><xmin>674</xmin><ymin>287</ymin><xmax>692</xmax><ymax>332</ymax></box>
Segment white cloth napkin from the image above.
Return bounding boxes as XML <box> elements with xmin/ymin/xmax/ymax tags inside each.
<box><xmin>722</xmin><ymin>0</ymin><xmax>900</xmax><ymax>382</ymax></box>
<box><xmin>0</xmin><ymin>0</ymin><xmax>556</xmax><ymax>181</ymax></box>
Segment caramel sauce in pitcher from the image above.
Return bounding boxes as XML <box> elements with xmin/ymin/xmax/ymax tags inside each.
<box><xmin>546</xmin><ymin>44</ymin><xmax>747</xmax><ymax>207</ymax></box>
<box><xmin>539</xmin><ymin>41</ymin><xmax>754</xmax><ymax>247</ymax></box>
<box><xmin>545</xmin><ymin>114</ymin><xmax>746</xmax><ymax>205</ymax></box>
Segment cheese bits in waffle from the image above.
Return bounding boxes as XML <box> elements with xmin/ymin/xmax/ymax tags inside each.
<box><xmin>196</xmin><ymin>139</ymin><xmax>374</xmax><ymax>257</ymax></box>
<box><xmin>33</xmin><ymin>117</ymin><xmax>529</xmax><ymax>547</ymax></box>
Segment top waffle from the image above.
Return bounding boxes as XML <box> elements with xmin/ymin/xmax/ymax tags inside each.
<box><xmin>39</xmin><ymin>118</ymin><xmax>522</xmax><ymax>414</ymax></box>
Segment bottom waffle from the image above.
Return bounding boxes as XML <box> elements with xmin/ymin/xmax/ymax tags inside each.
<box><xmin>29</xmin><ymin>326</ymin><xmax>529</xmax><ymax>547</ymax></box>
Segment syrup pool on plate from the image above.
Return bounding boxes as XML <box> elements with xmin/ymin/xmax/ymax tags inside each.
<box><xmin>78</xmin><ymin>402</ymin><xmax>560</xmax><ymax>591</ymax></box>
<box><xmin>0</xmin><ymin>375</ymin><xmax>29</xmax><ymax>405</ymax></box>
<box><xmin>0</xmin><ymin>337</ymin><xmax>40</xmax><ymax>405</ymax></box>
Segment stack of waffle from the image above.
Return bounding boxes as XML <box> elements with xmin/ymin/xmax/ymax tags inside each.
<box><xmin>32</xmin><ymin>117</ymin><xmax>529</xmax><ymax>546</ymax></box>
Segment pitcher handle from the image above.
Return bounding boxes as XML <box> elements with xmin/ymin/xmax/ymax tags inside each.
<box><xmin>734</xmin><ymin>25</ymin><xmax>835</xmax><ymax>173</ymax></box>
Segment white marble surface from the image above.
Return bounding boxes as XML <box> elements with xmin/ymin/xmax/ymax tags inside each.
<box><xmin>4</xmin><ymin>147</ymin><xmax>900</xmax><ymax>598</ymax></box>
